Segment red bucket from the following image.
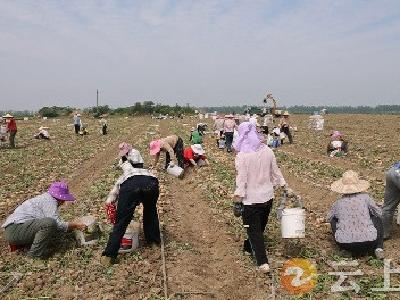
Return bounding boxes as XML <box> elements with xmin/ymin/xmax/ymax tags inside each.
<box><xmin>9</xmin><ymin>244</ymin><xmax>25</xmax><ymax>252</ymax></box>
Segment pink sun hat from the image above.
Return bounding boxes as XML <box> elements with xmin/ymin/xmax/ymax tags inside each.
<box><xmin>48</xmin><ymin>182</ymin><xmax>75</xmax><ymax>202</ymax></box>
<box><xmin>118</xmin><ymin>142</ymin><xmax>132</xmax><ymax>157</ymax></box>
<box><xmin>149</xmin><ymin>140</ymin><xmax>162</xmax><ymax>156</ymax></box>
<box><xmin>330</xmin><ymin>131</ymin><xmax>343</xmax><ymax>140</ymax></box>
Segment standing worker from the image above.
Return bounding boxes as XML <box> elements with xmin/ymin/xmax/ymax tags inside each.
<box><xmin>280</xmin><ymin>111</ymin><xmax>293</xmax><ymax>144</ymax></box>
<box><xmin>3</xmin><ymin>113</ymin><xmax>17</xmax><ymax>148</ymax></box>
<box><xmin>100</xmin><ymin>116</ymin><xmax>108</xmax><ymax>135</ymax></box>
<box><xmin>73</xmin><ymin>113</ymin><xmax>82</xmax><ymax>135</ymax></box>
<box><xmin>233</xmin><ymin>122</ymin><xmax>287</xmax><ymax>273</ymax></box>
<box><xmin>214</xmin><ymin>115</ymin><xmax>225</xmax><ymax>138</ymax></box>
<box><xmin>224</xmin><ymin>114</ymin><xmax>236</xmax><ymax>153</ymax></box>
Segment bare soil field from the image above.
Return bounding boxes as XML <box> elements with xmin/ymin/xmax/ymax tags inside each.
<box><xmin>1</xmin><ymin>114</ymin><xmax>399</xmax><ymax>299</ymax></box>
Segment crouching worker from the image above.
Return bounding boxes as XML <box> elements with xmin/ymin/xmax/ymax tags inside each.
<box><xmin>149</xmin><ymin>135</ymin><xmax>184</xmax><ymax>169</ymax></box>
<box><xmin>327</xmin><ymin>131</ymin><xmax>348</xmax><ymax>157</ymax></box>
<box><xmin>184</xmin><ymin>144</ymin><xmax>209</xmax><ymax>168</ymax></box>
<box><xmin>327</xmin><ymin>170</ymin><xmax>384</xmax><ymax>259</ymax></box>
<box><xmin>190</xmin><ymin>128</ymin><xmax>203</xmax><ymax>144</ymax></box>
<box><xmin>102</xmin><ymin>144</ymin><xmax>160</xmax><ymax>265</ymax></box>
<box><xmin>2</xmin><ymin>182</ymin><xmax>86</xmax><ymax>258</ymax></box>
<box><xmin>233</xmin><ymin>122</ymin><xmax>287</xmax><ymax>273</ymax></box>
<box><xmin>34</xmin><ymin>126</ymin><xmax>50</xmax><ymax>140</ymax></box>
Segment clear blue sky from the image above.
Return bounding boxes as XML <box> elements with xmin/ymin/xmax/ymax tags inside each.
<box><xmin>0</xmin><ymin>0</ymin><xmax>399</xmax><ymax>110</ymax></box>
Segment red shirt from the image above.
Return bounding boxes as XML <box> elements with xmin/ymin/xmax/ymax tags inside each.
<box><xmin>183</xmin><ymin>147</ymin><xmax>206</xmax><ymax>164</ymax></box>
<box><xmin>7</xmin><ymin>119</ymin><xmax>17</xmax><ymax>132</ymax></box>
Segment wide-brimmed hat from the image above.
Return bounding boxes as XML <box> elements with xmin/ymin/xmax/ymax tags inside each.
<box><xmin>2</xmin><ymin>113</ymin><xmax>13</xmax><ymax>118</ymax></box>
<box><xmin>48</xmin><ymin>182</ymin><xmax>75</xmax><ymax>202</ymax></box>
<box><xmin>76</xmin><ymin>113</ymin><xmax>81</xmax><ymax>117</ymax></box>
<box><xmin>225</xmin><ymin>114</ymin><xmax>234</xmax><ymax>118</ymax></box>
<box><xmin>191</xmin><ymin>144</ymin><xmax>205</xmax><ymax>155</ymax></box>
<box><xmin>149</xmin><ymin>140</ymin><xmax>162</xmax><ymax>156</ymax></box>
<box><xmin>331</xmin><ymin>170</ymin><xmax>370</xmax><ymax>194</ymax></box>
<box><xmin>39</xmin><ymin>126</ymin><xmax>49</xmax><ymax>131</ymax></box>
<box><xmin>283</xmin><ymin>111</ymin><xmax>290</xmax><ymax>116</ymax></box>
<box><xmin>118</xmin><ymin>142</ymin><xmax>132</xmax><ymax>157</ymax></box>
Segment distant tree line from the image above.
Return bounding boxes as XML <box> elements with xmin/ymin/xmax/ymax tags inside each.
<box><xmin>201</xmin><ymin>105</ymin><xmax>400</xmax><ymax>115</ymax></box>
<box><xmin>84</xmin><ymin>101</ymin><xmax>195</xmax><ymax>117</ymax></box>
<box><xmin>38</xmin><ymin>106</ymin><xmax>74</xmax><ymax>118</ymax></box>
<box><xmin>29</xmin><ymin>102</ymin><xmax>196</xmax><ymax>118</ymax></box>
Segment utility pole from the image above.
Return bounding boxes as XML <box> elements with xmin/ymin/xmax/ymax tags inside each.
<box><xmin>96</xmin><ymin>89</ymin><xmax>99</xmax><ymax>111</ymax></box>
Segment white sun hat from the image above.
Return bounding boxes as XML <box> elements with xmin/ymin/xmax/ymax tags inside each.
<box><xmin>191</xmin><ymin>144</ymin><xmax>205</xmax><ymax>155</ymax></box>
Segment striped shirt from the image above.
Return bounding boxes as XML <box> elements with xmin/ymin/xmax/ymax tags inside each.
<box><xmin>2</xmin><ymin>192</ymin><xmax>68</xmax><ymax>232</ymax></box>
<box><xmin>106</xmin><ymin>162</ymin><xmax>156</xmax><ymax>204</ymax></box>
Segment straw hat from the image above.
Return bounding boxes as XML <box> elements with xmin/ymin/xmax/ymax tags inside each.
<box><xmin>331</xmin><ymin>170</ymin><xmax>370</xmax><ymax>194</ymax></box>
<box><xmin>225</xmin><ymin>114</ymin><xmax>234</xmax><ymax>118</ymax></box>
<box><xmin>191</xmin><ymin>144</ymin><xmax>205</xmax><ymax>155</ymax></box>
<box><xmin>3</xmin><ymin>113</ymin><xmax>13</xmax><ymax>118</ymax></box>
<box><xmin>39</xmin><ymin>126</ymin><xmax>49</xmax><ymax>131</ymax></box>
<box><xmin>283</xmin><ymin>111</ymin><xmax>290</xmax><ymax>116</ymax></box>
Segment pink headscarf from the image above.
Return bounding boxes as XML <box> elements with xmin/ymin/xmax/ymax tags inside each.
<box><xmin>331</xmin><ymin>131</ymin><xmax>343</xmax><ymax>140</ymax></box>
<box><xmin>233</xmin><ymin>122</ymin><xmax>265</xmax><ymax>153</ymax></box>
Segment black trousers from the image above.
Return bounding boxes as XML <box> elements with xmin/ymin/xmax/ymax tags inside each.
<box><xmin>242</xmin><ymin>200</ymin><xmax>273</xmax><ymax>266</ymax></box>
<box><xmin>74</xmin><ymin>124</ymin><xmax>80</xmax><ymax>134</ymax></box>
<box><xmin>281</xmin><ymin>125</ymin><xmax>293</xmax><ymax>144</ymax></box>
<box><xmin>225</xmin><ymin>132</ymin><xmax>234</xmax><ymax>152</ymax></box>
<box><xmin>102</xmin><ymin>125</ymin><xmax>107</xmax><ymax>135</ymax></box>
<box><xmin>331</xmin><ymin>214</ymin><xmax>384</xmax><ymax>255</ymax></box>
<box><xmin>165</xmin><ymin>137</ymin><xmax>184</xmax><ymax>169</ymax></box>
<box><xmin>103</xmin><ymin>175</ymin><xmax>160</xmax><ymax>258</ymax></box>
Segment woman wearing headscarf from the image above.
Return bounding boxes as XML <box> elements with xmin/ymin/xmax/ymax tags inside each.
<box><xmin>149</xmin><ymin>135</ymin><xmax>184</xmax><ymax>169</ymax></box>
<box><xmin>233</xmin><ymin>122</ymin><xmax>287</xmax><ymax>273</ymax></box>
<box><xmin>103</xmin><ymin>143</ymin><xmax>160</xmax><ymax>264</ymax></box>
<box><xmin>327</xmin><ymin>131</ymin><xmax>348</xmax><ymax>157</ymax></box>
<box><xmin>327</xmin><ymin>170</ymin><xmax>384</xmax><ymax>258</ymax></box>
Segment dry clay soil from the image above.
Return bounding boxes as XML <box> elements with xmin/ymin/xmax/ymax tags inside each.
<box><xmin>1</xmin><ymin>114</ymin><xmax>400</xmax><ymax>299</ymax></box>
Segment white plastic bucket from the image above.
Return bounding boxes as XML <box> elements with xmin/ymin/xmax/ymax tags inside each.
<box><xmin>197</xmin><ymin>159</ymin><xmax>206</xmax><ymax>167</ymax></box>
<box><xmin>74</xmin><ymin>215</ymin><xmax>101</xmax><ymax>246</ymax></box>
<box><xmin>218</xmin><ymin>139</ymin><xmax>226</xmax><ymax>149</ymax></box>
<box><xmin>281</xmin><ymin>208</ymin><xmax>305</xmax><ymax>239</ymax></box>
<box><xmin>167</xmin><ymin>165</ymin><xmax>184</xmax><ymax>177</ymax></box>
<box><xmin>119</xmin><ymin>222</ymin><xmax>140</xmax><ymax>253</ymax></box>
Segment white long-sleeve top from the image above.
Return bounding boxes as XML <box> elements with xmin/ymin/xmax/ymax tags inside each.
<box><xmin>106</xmin><ymin>162</ymin><xmax>156</xmax><ymax>204</ymax></box>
